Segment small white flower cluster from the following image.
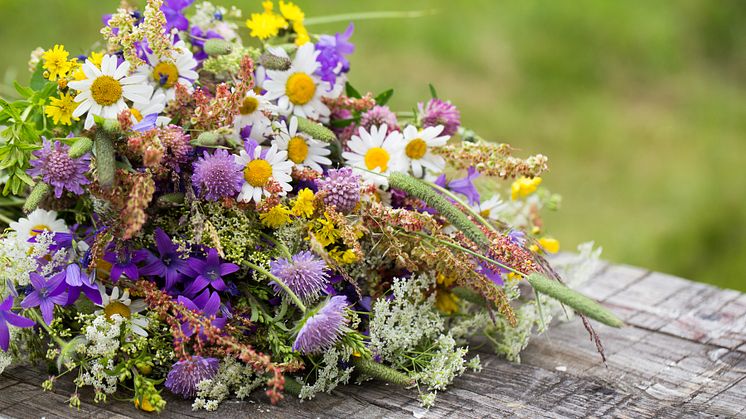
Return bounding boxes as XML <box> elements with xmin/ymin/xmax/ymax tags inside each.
<box><xmin>192</xmin><ymin>357</ymin><xmax>264</xmax><ymax>411</ymax></box>
<box><xmin>413</xmin><ymin>335</ymin><xmax>467</xmax><ymax>392</ymax></box>
<box><xmin>369</xmin><ymin>274</ymin><xmax>444</xmax><ymax>364</ymax></box>
<box><xmin>190</xmin><ymin>2</ymin><xmax>243</xmax><ymax>41</ymax></box>
<box><xmin>79</xmin><ymin>358</ymin><xmax>118</xmax><ymax>397</ymax></box>
<box><xmin>84</xmin><ymin>314</ymin><xmax>124</xmax><ymax>358</ymax></box>
<box><xmin>0</xmin><ymin>231</ymin><xmax>42</xmax><ymax>289</ymax></box>
<box><xmin>298</xmin><ymin>347</ymin><xmax>353</xmax><ymax>400</ymax></box>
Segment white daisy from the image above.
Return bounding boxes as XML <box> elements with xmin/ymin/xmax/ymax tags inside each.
<box><xmin>234</xmin><ymin>140</ymin><xmax>294</xmax><ymax>203</ymax></box>
<box><xmin>263</xmin><ymin>43</ymin><xmax>341</xmax><ymax>122</ymax></box>
<box><xmin>233</xmin><ymin>90</ymin><xmax>276</xmax><ymax>143</ymax></box>
<box><xmin>342</xmin><ymin>124</ymin><xmax>404</xmax><ymax>187</ymax></box>
<box><xmin>272</xmin><ymin>117</ymin><xmax>331</xmax><ymax>173</ymax></box>
<box><xmin>400</xmin><ymin>124</ymin><xmax>449</xmax><ymax>177</ymax></box>
<box><xmin>68</xmin><ymin>54</ymin><xmax>153</xmax><ymax>129</ymax></box>
<box><xmin>137</xmin><ymin>40</ymin><xmax>199</xmax><ymax>101</ymax></box>
<box><xmin>96</xmin><ymin>285</ymin><xmax>149</xmax><ymax>337</ymax></box>
<box><xmin>9</xmin><ymin>208</ymin><xmax>68</xmax><ymax>246</ymax></box>
<box><xmin>131</xmin><ymin>90</ymin><xmax>171</xmax><ymax>127</ymax></box>
<box><xmin>477</xmin><ymin>194</ymin><xmax>508</xmax><ymax>221</ymax></box>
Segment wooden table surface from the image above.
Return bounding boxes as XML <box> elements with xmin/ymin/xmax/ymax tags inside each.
<box><xmin>1</xmin><ymin>261</ymin><xmax>745</xmax><ymax>418</ymax></box>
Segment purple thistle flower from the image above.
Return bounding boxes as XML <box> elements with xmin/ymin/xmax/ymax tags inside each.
<box><xmin>184</xmin><ymin>248</ymin><xmax>239</xmax><ymax>296</ymax></box>
<box><xmin>436</xmin><ymin>166</ymin><xmax>481</xmax><ymax>206</ymax></box>
<box><xmin>21</xmin><ymin>272</ymin><xmax>67</xmax><ymax>325</ymax></box>
<box><xmin>161</xmin><ymin>0</ymin><xmax>193</xmax><ymax>31</ymax></box>
<box><xmin>165</xmin><ymin>356</ymin><xmax>219</xmax><ymax>398</ymax></box>
<box><xmin>27</xmin><ymin>139</ymin><xmax>90</xmax><ymax>199</ymax></box>
<box><xmin>418</xmin><ymin>98</ymin><xmax>461</xmax><ymax>136</ymax></box>
<box><xmin>177</xmin><ymin>289</ymin><xmax>226</xmax><ymax>338</ymax></box>
<box><xmin>103</xmin><ymin>246</ymin><xmax>149</xmax><ymax>282</ymax></box>
<box><xmin>270</xmin><ymin>251</ymin><xmax>329</xmax><ymax>303</ymax></box>
<box><xmin>316</xmin><ymin>167</ymin><xmax>361</xmax><ymax>214</ymax></box>
<box><xmin>293</xmin><ymin>296</ymin><xmax>350</xmax><ymax>354</ymax></box>
<box><xmin>315</xmin><ymin>23</ymin><xmax>354</xmax><ymax>85</ymax></box>
<box><xmin>141</xmin><ymin>229</ymin><xmax>193</xmax><ymax>290</ymax></box>
<box><xmin>360</xmin><ymin>106</ymin><xmax>399</xmax><ymax>132</ymax></box>
<box><xmin>0</xmin><ymin>295</ymin><xmax>35</xmax><ymax>351</ymax></box>
<box><xmin>192</xmin><ymin>149</ymin><xmax>243</xmax><ymax>201</ymax></box>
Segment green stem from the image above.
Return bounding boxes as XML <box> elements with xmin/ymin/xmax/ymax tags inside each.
<box><xmin>244</xmin><ymin>260</ymin><xmax>306</xmax><ymax>313</ymax></box>
<box><xmin>305</xmin><ymin>10</ymin><xmax>437</xmax><ymax>25</ymax></box>
<box><xmin>429</xmin><ymin>182</ymin><xmax>497</xmax><ymax>234</ymax></box>
<box><xmin>0</xmin><ymin>212</ymin><xmax>15</xmax><ymax>225</ymax></box>
<box><xmin>259</xmin><ymin>231</ymin><xmax>293</xmax><ymax>259</ymax></box>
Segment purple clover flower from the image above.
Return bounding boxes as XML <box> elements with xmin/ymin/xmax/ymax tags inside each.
<box><xmin>270</xmin><ymin>251</ymin><xmax>329</xmax><ymax>303</ymax></box>
<box><xmin>435</xmin><ymin>166</ymin><xmax>481</xmax><ymax>206</ymax></box>
<box><xmin>316</xmin><ymin>167</ymin><xmax>361</xmax><ymax>214</ymax></box>
<box><xmin>360</xmin><ymin>106</ymin><xmax>399</xmax><ymax>132</ymax></box>
<box><xmin>161</xmin><ymin>0</ymin><xmax>194</xmax><ymax>31</ymax></box>
<box><xmin>27</xmin><ymin>139</ymin><xmax>90</xmax><ymax>199</ymax></box>
<box><xmin>418</xmin><ymin>98</ymin><xmax>461</xmax><ymax>136</ymax></box>
<box><xmin>192</xmin><ymin>149</ymin><xmax>243</xmax><ymax>201</ymax></box>
<box><xmin>141</xmin><ymin>229</ymin><xmax>193</xmax><ymax>290</ymax></box>
<box><xmin>0</xmin><ymin>296</ymin><xmax>35</xmax><ymax>351</ymax></box>
<box><xmin>315</xmin><ymin>23</ymin><xmax>354</xmax><ymax>85</ymax></box>
<box><xmin>103</xmin><ymin>246</ymin><xmax>149</xmax><ymax>282</ymax></box>
<box><xmin>293</xmin><ymin>296</ymin><xmax>350</xmax><ymax>354</ymax></box>
<box><xmin>184</xmin><ymin>248</ymin><xmax>239</xmax><ymax>296</ymax></box>
<box><xmin>21</xmin><ymin>273</ymin><xmax>67</xmax><ymax>325</ymax></box>
<box><xmin>177</xmin><ymin>289</ymin><xmax>226</xmax><ymax>338</ymax></box>
<box><xmin>165</xmin><ymin>356</ymin><xmax>219</xmax><ymax>398</ymax></box>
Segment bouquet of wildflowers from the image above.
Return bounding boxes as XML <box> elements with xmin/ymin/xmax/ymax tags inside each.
<box><xmin>0</xmin><ymin>0</ymin><xmax>622</xmax><ymax>412</ymax></box>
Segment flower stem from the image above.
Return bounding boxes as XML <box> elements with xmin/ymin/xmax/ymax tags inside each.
<box><xmin>259</xmin><ymin>231</ymin><xmax>293</xmax><ymax>259</ymax></box>
<box><xmin>244</xmin><ymin>260</ymin><xmax>306</xmax><ymax>313</ymax></box>
<box><xmin>304</xmin><ymin>10</ymin><xmax>437</xmax><ymax>25</ymax></box>
<box><xmin>428</xmin><ymin>181</ymin><xmax>497</xmax><ymax>235</ymax></box>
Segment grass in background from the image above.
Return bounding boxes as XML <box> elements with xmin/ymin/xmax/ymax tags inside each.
<box><xmin>0</xmin><ymin>0</ymin><xmax>744</xmax><ymax>290</ymax></box>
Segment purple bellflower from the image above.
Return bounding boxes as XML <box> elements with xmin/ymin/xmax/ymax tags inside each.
<box><xmin>177</xmin><ymin>289</ymin><xmax>226</xmax><ymax>338</ymax></box>
<box><xmin>21</xmin><ymin>273</ymin><xmax>67</xmax><ymax>325</ymax></box>
<box><xmin>315</xmin><ymin>23</ymin><xmax>354</xmax><ymax>85</ymax></box>
<box><xmin>183</xmin><ymin>248</ymin><xmax>239</xmax><ymax>296</ymax></box>
<box><xmin>141</xmin><ymin>229</ymin><xmax>193</xmax><ymax>290</ymax></box>
<box><xmin>0</xmin><ymin>296</ymin><xmax>35</xmax><ymax>351</ymax></box>
<box><xmin>103</xmin><ymin>245</ymin><xmax>149</xmax><ymax>282</ymax></box>
<box><xmin>435</xmin><ymin>166</ymin><xmax>481</xmax><ymax>206</ymax></box>
<box><xmin>161</xmin><ymin>0</ymin><xmax>194</xmax><ymax>31</ymax></box>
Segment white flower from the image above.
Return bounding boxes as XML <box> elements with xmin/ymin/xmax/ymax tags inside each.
<box><xmin>131</xmin><ymin>90</ymin><xmax>171</xmax><ymax>127</ymax></box>
<box><xmin>69</xmin><ymin>55</ymin><xmax>153</xmax><ymax>129</ymax></box>
<box><xmin>400</xmin><ymin>125</ymin><xmax>449</xmax><ymax>177</ymax></box>
<box><xmin>137</xmin><ymin>40</ymin><xmax>199</xmax><ymax>101</ymax></box>
<box><xmin>233</xmin><ymin>90</ymin><xmax>275</xmax><ymax>143</ymax></box>
<box><xmin>342</xmin><ymin>124</ymin><xmax>404</xmax><ymax>187</ymax></box>
<box><xmin>9</xmin><ymin>208</ymin><xmax>68</xmax><ymax>247</ymax></box>
<box><xmin>263</xmin><ymin>43</ymin><xmax>341</xmax><ymax>122</ymax></box>
<box><xmin>95</xmin><ymin>285</ymin><xmax>149</xmax><ymax>337</ymax></box>
<box><xmin>477</xmin><ymin>194</ymin><xmax>508</xmax><ymax>221</ymax></box>
<box><xmin>234</xmin><ymin>140</ymin><xmax>294</xmax><ymax>203</ymax></box>
<box><xmin>272</xmin><ymin>117</ymin><xmax>331</xmax><ymax>173</ymax></box>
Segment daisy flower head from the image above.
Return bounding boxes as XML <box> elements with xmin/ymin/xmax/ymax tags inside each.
<box><xmin>400</xmin><ymin>124</ymin><xmax>449</xmax><ymax>177</ymax></box>
<box><xmin>9</xmin><ymin>208</ymin><xmax>68</xmax><ymax>246</ymax></box>
<box><xmin>68</xmin><ymin>54</ymin><xmax>153</xmax><ymax>129</ymax></box>
<box><xmin>234</xmin><ymin>89</ymin><xmax>275</xmax><ymax>143</ymax></box>
<box><xmin>272</xmin><ymin>117</ymin><xmax>331</xmax><ymax>172</ymax></box>
<box><xmin>96</xmin><ymin>285</ymin><xmax>149</xmax><ymax>337</ymax></box>
<box><xmin>138</xmin><ymin>40</ymin><xmax>198</xmax><ymax>101</ymax></box>
<box><xmin>234</xmin><ymin>140</ymin><xmax>294</xmax><ymax>203</ymax></box>
<box><xmin>42</xmin><ymin>44</ymin><xmax>73</xmax><ymax>81</ymax></box>
<box><xmin>342</xmin><ymin>124</ymin><xmax>404</xmax><ymax>187</ymax></box>
<box><xmin>44</xmin><ymin>92</ymin><xmax>79</xmax><ymax>126</ymax></box>
<box><xmin>263</xmin><ymin>43</ymin><xmax>342</xmax><ymax>122</ymax></box>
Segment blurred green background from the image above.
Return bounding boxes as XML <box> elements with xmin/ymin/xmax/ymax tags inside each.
<box><xmin>0</xmin><ymin>0</ymin><xmax>744</xmax><ymax>291</ymax></box>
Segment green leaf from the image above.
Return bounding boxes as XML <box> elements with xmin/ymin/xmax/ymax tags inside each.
<box><xmin>345</xmin><ymin>81</ymin><xmax>362</xmax><ymax>99</ymax></box>
<box><xmin>428</xmin><ymin>83</ymin><xmax>438</xmax><ymax>99</ymax></box>
<box><xmin>374</xmin><ymin>89</ymin><xmax>394</xmax><ymax>106</ymax></box>
<box><xmin>329</xmin><ymin>117</ymin><xmax>357</xmax><ymax>128</ymax></box>
<box><xmin>30</xmin><ymin>61</ymin><xmax>46</xmax><ymax>91</ymax></box>
<box><xmin>13</xmin><ymin>82</ymin><xmax>34</xmax><ymax>99</ymax></box>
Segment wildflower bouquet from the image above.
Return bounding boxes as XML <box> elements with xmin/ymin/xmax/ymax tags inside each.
<box><xmin>0</xmin><ymin>0</ymin><xmax>621</xmax><ymax>412</ymax></box>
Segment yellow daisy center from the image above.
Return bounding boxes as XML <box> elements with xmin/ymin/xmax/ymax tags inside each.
<box><xmin>405</xmin><ymin>138</ymin><xmax>428</xmax><ymax>159</ymax></box>
<box><xmin>104</xmin><ymin>301</ymin><xmax>131</xmax><ymax>319</ymax></box>
<box><xmin>286</xmin><ymin>72</ymin><xmax>316</xmax><ymax>105</ymax></box>
<box><xmin>244</xmin><ymin>159</ymin><xmax>273</xmax><ymax>187</ymax></box>
<box><xmin>364</xmin><ymin>147</ymin><xmax>390</xmax><ymax>172</ymax></box>
<box><xmin>287</xmin><ymin>136</ymin><xmax>309</xmax><ymax>164</ymax></box>
<box><xmin>152</xmin><ymin>61</ymin><xmax>179</xmax><ymax>88</ymax></box>
<box><xmin>29</xmin><ymin>224</ymin><xmax>50</xmax><ymax>237</ymax></box>
<box><xmin>90</xmin><ymin>75</ymin><xmax>123</xmax><ymax>106</ymax></box>
<box><xmin>130</xmin><ymin>108</ymin><xmax>143</xmax><ymax>122</ymax></box>
<box><xmin>239</xmin><ymin>96</ymin><xmax>260</xmax><ymax>115</ymax></box>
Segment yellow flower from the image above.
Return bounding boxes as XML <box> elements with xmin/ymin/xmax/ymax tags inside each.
<box><xmin>44</xmin><ymin>92</ymin><xmax>79</xmax><ymax>125</ymax></box>
<box><xmin>279</xmin><ymin>1</ymin><xmax>305</xmax><ymax>22</ymax></box>
<box><xmin>89</xmin><ymin>51</ymin><xmax>105</xmax><ymax>68</ymax></box>
<box><xmin>245</xmin><ymin>4</ymin><xmax>288</xmax><ymax>41</ymax></box>
<box><xmin>313</xmin><ymin>212</ymin><xmax>340</xmax><ymax>247</ymax></box>
<box><xmin>293</xmin><ymin>21</ymin><xmax>310</xmax><ymax>46</ymax></box>
<box><xmin>134</xmin><ymin>397</ymin><xmax>156</xmax><ymax>412</ymax></box>
<box><xmin>330</xmin><ymin>248</ymin><xmax>358</xmax><ymax>264</ymax></box>
<box><xmin>511</xmin><ymin>176</ymin><xmax>542</xmax><ymax>200</ymax></box>
<box><xmin>435</xmin><ymin>274</ymin><xmax>459</xmax><ymax>314</ymax></box>
<box><xmin>260</xmin><ymin>204</ymin><xmax>292</xmax><ymax>228</ymax></box>
<box><xmin>292</xmin><ymin>188</ymin><xmax>315</xmax><ymax>217</ymax></box>
<box><xmin>535</xmin><ymin>237</ymin><xmax>560</xmax><ymax>254</ymax></box>
<box><xmin>42</xmin><ymin>44</ymin><xmax>73</xmax><ymax>81</ymax></box>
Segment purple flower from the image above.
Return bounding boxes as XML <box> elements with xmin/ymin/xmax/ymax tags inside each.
<box><xmin>418</xmin><ymin>98</ymin><xmax>461</xmax><ymax>136</ymax></box>
<box><xmin>103</xmin><ymin>246</ymin><xmax>149</xmax><ymax>282</ymax></box>
<box><xmin>477</xmin><ymin>261</ymin><xmax>505</xmax><ymax>286</ymax></box>
<box><xmin>141</xmin><ymin>229</ymin><xmax>192</xmax><ymax>290</ymax></box>
<box><xmin>192</xmin><ymin>149</ymin><xmax>243</xmax><ymax>201</ymax></box>
<box><xmin>359</xmin><ymin>105</ymin><xmax>399</xmax><ymax>132</ymax></box>
<box><xmin>161</xmin><ymin>0</ymin><xmax>193</xmax><ymax>31</ymax></box>
<box><xmin>0</xmin><ymin>296</ymin><xmax>35</xmax><ymax>351</ymax></box>
<box><xmin>293</xmin><ymin>296</ymin><xmax>349</xmax><ymax>354</ymax></box>
<box><xmin>177</xmin><ymin>289</ymin><xmax>226</xmax><ymax>338</ymax></box>
<box><xmin>184</xmin><ymin>248</ymin><xmax>239</xmax><ymax>296</ymax></box>
<box><xmin>27</xmin><ymin>139</ymin><xmax>90</xmax><ymax>199</ymax></box>
<box><xmin>436</xmin><ymin>166</ymin><xmax>481</xmax><ymax>206</ymax></box>
<box><xmin>165</xmin><ymin>356</ymin><xmax>219</xmax><ymax>398</ymax></box>
<box><xmin>21</xmin><ymin>272</ymin><xmax>67</xmax><ymax>325</ymax></box>
<box><xmin>316</xmin><ymin>167</ymin><xmax>360</xmax><ymax>213</ymax></box>
<box><xmin>53</xmin><ymin>264</ymin><xmax>102</xmax><ymax>306</ymax></box>
<box><xmin>132</xmin><ymin>113</ymin><xmax>158</xmax><ymax>132</ymax></box>
<box><xmin>270</xmin><ymin>251</ymin><xmax>329</xmax><ymax>303</ymax></box>
<box><xmin>315</xmin><ymin>23</ymin><xmax>354</xmax><ymax>85</ymax></box>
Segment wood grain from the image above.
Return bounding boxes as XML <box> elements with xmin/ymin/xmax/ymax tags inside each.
<box><xmin>1</xmin><ymin>262</ymin><xmax>744</xmax><ymax>418</ymax></box>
